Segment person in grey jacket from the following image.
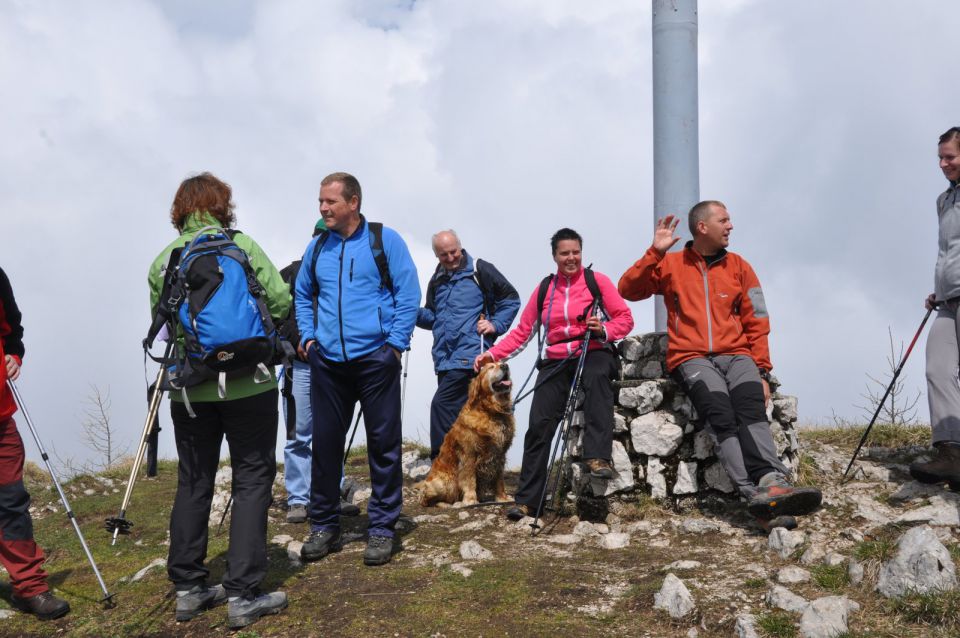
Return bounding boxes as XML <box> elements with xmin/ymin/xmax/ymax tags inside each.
<box><xmin>913</xmin><ymin>126</ymin><xmax>960</xmax><ymax>487</ymax></box>
<box><xmin>416</xmin><ymin>230</ymin><xmax>520</xmax><ymax>459</ymax></box>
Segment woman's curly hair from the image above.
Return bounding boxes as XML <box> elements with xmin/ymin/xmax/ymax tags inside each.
<box><xmin>169</xmin><ymin>172</ymin><xmax>236</xmax><ymax>230</ymax></box>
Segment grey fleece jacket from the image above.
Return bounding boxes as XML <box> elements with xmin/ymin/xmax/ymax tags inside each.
<box><xmin>935</xmin><ymin>181</ymin><xmax>960</xmax><ymax>302</ymax></box>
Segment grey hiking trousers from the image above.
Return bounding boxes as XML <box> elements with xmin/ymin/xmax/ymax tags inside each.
<box><xmin>675</xmin><ymin>355</ymin><xmax>788</xmax><ymax>498</ymax></box>
<box><xmin>926</xmin><ymin>300</ymin><xmax>960</xmax><ymax>444</ymax></box>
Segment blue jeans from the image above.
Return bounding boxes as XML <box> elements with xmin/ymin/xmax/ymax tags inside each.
<box><xmin>282</xmin><ymin>360</ymin><xmax>312</xmax><ymax>507</ymax></box>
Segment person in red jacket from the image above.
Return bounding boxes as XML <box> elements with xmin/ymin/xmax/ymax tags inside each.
<box><xmin>475</xmin><ymin>228</ymin><xmax>634</xmax><ymax>521</ymax></box>
<box><xmin>618</xmin><ymin>201</ymin><xmax>821</xmax><ymax>530</ymax></box>
<box><xmin>0</xmin><ymin>267</ymin><xmax>70</xmax><ymax>620</ymax></box>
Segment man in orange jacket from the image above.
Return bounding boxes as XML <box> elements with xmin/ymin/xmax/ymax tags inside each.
<box><xmin>618</xmin><ymin>201</ymin><xmax>821</xmax><ymax>530</ymax></box>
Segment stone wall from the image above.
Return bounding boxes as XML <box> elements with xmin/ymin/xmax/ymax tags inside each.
<box><xmin>566</xmin><ymin>332</ymin><xmax>801</xmax><ymax>503</ymax></box>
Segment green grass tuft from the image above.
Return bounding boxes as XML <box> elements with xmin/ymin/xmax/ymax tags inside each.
<box><xmin>888</xmin><ymin>589</ymin><xmax>960</xmax><ymax>627</ymax></box>
<box><xmin>756</xmin><ymin>611</ymin><xmax>798</xmax><ymax>637</ymax></box>
<box><xmin>810</xmin><ymin>564</ymin><xmax>849</xmax><ymax>592</ymax></box>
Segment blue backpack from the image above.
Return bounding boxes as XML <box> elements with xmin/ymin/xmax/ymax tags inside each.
<box><xmin>145</xmin><ymin>226</ymin><xmax>284</xmax><ymax>410</ymax></box>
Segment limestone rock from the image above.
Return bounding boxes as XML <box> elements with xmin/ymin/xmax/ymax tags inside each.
<box><xmin>895</xmin><ymin>494</ymin><xmax>960</xmax><ymax>527</ymax></box>
<box><xmin>772</xmin><ymin>396</ymin><xmax>799</xmax><ymax>423</ymax></box>
<box><xmin>848</xmin><ymin>560</ymin><xmax>864</xmax><ymax>585</ymax></box>
<box><xmin>639</xmin><ymin>360</ymin><xmax>663</xmax><ymax>379</ymax></box>
<box><xmin>631</xmin><ymin>412</ymin><xmax>683</xmax><ymax>456</ymax></box>
<box><xmin>823</xmin><ymin>552</ymin><xmax>846</xmax><ymax>567</ymax></box>
<box><xmin>778</xmin><ymin>566</ymin><xmax>811</xmax><ymax>584</ymax></box>
<box><xmin>287</xmin><ymin>541</ymin><xmax>303</xmax><ymax>562</ymax></box>
<box><xmin>613</xmin><ymin>412</ymin><xmax>628</xmax><ymax>434</ymax></box>
<box><xmin>735</xmin><ymin>614</ymin><xmax>760</xmax><ymax>638</ymax></box>
<box><xmin>618</xmin><ymin>381</ymin><xmax>663</xmax><ymax>414</ymax></box>
<box><xmin>768</xmin><ymin>528</ymin><xmax>806</xmax><ymax>559</ymax></box>
<box><xmin>691</xmin><ymin>430</ymin><xmax>713</xmax><ymax>459</ymax></box>
<box><xmin>800</xmin><ymin>545</ymin><xmax>826</xmax><ymax>566</ymax></box>
<box><xmin>654</xmin><ymin>573</ymin><xmax>695</xmax><ymax>618</ymax></box>
<box><xmin>459</xmin><ymin>540</ymin><xmax>493</xmax><ymax>561</ymax></box>
<box><xmin>600</xmin><ymin>533</ymin><xmax>630</xmax><ymax>549</ymax></box>
<box><xmin>799</xmin><ymin>596</ymin><xmax>859</xmax><ymax>638</ymax></box>
<box><xmin>130</xmin><ymin>558</ymin><xmax>166</xmax><ymax>583</ymax></box>
<box><xmin>704</xmin><ymin>462</ymin><xmax>735</xmax><ymax>494</ymax></box>
<box><xmin>450</xmin><ymin>563</ymin><xmax>473</xmax><ymax>577</ymax></box>
<box><xmin>678</xmin><ymin>518</ymin><xmax>721</xmax><ymax>535</ymax></box>
<box><xmin>546</xmin><ymin>534</ymin><xmax>582</xmax><ymax>545</ymax></box>
<box><xmin>647</xmin><ymin>457</ymin><xmax>668</xmax><ymax>499</ymax></box>
<box><xmin>877</xmin><ymin>525</ymin><xmax>958</xmax><ymax>598</ymax></box>
<box><xmin>673</xmin><ymin>461</ymin><xmax>698</xmax><ymax>495</ymax></box>
<box><xmin>664</xmin><ymin>560</ymin><xmax>702</xmax><ymax>571</ymax></box>
<box><xmin>618</xmin><ymin>337</ymin><xmax>650</xmax><ymax>362</ymax></box>
<box><xmin>573</xmin><ymin>521</ymin><xmax>601</xmax><ymax>537</ymax></box>
<box><xmin>766</xmin><ymin>585</ymin><xmax>809</xmax><ymax>613</ymax></box>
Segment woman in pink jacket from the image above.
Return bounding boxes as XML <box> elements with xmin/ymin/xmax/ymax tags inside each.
<box><xmin>475</xmin><ymin>228</ymin><xmax>634</xmax><ymax>520</ymax></box>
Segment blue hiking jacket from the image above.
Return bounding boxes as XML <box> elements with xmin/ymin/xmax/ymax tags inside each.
<box><xmin>416</xmin><ymin>251</ymin><xmax>520</xmax><ymax>373</ymax></box>
<box><xmin>294</xmin><ymin>217</ymin><xmax>420</xmax><ymax>362</ymax></box>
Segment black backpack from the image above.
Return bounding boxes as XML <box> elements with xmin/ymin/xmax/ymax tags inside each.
<box><xmin>536</xmin><ymin>267</ymin><xmax>605</xmax><ymax>323</ymax></box>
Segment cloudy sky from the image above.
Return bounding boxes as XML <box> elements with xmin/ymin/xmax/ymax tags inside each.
<box><xmin>1</xmin><ymin>0</ymin><xmax>955</xmax><ymax>471</ymax></box>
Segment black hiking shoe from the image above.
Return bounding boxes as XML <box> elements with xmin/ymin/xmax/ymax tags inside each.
<box><xmin>12</xmin><ymin>591</ymin><xmax>70</xmax><ymax>621</ymax></box>
<box><xmin>585</xmin><ymin>458</ymin><xmax>616</xmax><ymax>480</ymax></box>
<box><xmin>747</xmin><ymin>484</ymin><xmax>822</xmax><ymax>519</ymax></box>
<box><xmin>506</xmin><ymin>504</ymin><xmax>533</xmax><ymax>521</ymax></box>
<box><xmin>301</xmin><ymin>529</ymin><xmax>342</xmax><ymax>562</ymax></box>
<box><xmin>227</xmin><ymin>591</ymin><xmax>287</xmax><ymax>629</ymax></box>
<box><xmin>175</xmin><ymin>583</ymin><xmax>227</xmax><ymax>622</ymax></box>
<box><xmin>363</xmin><ymin>535</ymin><xmax>399</xmax><ymax>566</ymax></box>
<box><xmin>910</xmin><ymin>443</ymin><xmax>960</xmax><ymax>488</ymax></box>
<box><xmin>754</xmin><ymin>515</ymin><xmax>798</xmax><ymax>534</ymax></box>
<box><xmin>341</xmin><ymin>499</ymin><xmax>361</xmax><ymax>517</ymax></box>
<box><xmin>286</xmin><ymin>504</ymin><xmax>307</xmax><ymax>524</ymax></box>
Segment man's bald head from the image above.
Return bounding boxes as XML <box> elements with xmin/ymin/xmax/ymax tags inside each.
<box><xmin>432</xmin><ymin>229</ymin><xmax>463</xmax><ymax>272</ymax></box>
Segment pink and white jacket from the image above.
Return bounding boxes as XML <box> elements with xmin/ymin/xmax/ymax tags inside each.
<box><xmin>487</xmin><ymin>267</ymin><xmax>634</xmax><ymax>362</ymax></box>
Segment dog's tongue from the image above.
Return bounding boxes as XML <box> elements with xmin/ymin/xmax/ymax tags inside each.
<box><xmin>496</xmin><ymin>379</ymin><xmax>513</xmax><ymax>388</ymax></box>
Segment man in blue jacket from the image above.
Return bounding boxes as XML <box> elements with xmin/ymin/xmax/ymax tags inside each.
<box><xmin>417</xmin><ymin>230</ymin><xmax>520</xmax><ymax>459</ymax></box>
<box><xmin>295</xmin><ymin>172</ymin><xmax>420</xmax><ymax>567</ymax></box>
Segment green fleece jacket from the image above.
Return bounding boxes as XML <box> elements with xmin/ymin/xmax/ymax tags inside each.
<box><xmin>148</xmin><ymin>212</ymin><xmax>292</xmax><ymax>403</ymax></box>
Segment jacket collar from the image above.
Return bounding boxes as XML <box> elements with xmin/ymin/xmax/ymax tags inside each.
<box><xmin>179</xmin><ymin>211</ymin><xmax>227</xmax><ymax>235</ymax></box>
<box><xmin>684</xmin><ymin>241</ymin><xmax>727</xmax><ymax>265</ymax></box>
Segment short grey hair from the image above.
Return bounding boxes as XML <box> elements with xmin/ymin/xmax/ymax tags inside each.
<box><xmin>688</xmin><ymin>200</ymin><xmax>726</xmax><ymax>236</ymax></box>
<box><xmin>431</xmin><ymin>229</ymin><xmax>461</xmax><ymax>249</ymax></box>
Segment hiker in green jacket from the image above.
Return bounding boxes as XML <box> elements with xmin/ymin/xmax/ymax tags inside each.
<box><xmin>147</xmin><ymin>172</ymin><xmax>291</xmax><ymax>629</ymax></box>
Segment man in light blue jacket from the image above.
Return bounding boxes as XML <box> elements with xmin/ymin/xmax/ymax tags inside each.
<box><xmin>294</xmin><ymin>172</ymin><xmax>420</xmax><ymax>566</ymax></box>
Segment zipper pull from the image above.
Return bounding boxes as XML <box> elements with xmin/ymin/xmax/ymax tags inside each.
<box><xmin>350</xmin><ymin>259</ymin><xmax>354</xmax><ymax>281</ymax></box>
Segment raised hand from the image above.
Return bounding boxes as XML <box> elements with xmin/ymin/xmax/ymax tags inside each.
<box><xmin>653</xmin><ymin>215</ymin><xmax>682</xmax><ymax>255</ymax></box>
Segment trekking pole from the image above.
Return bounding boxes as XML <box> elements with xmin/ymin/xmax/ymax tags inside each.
<box><xmin>216</xmin><ymin>497</ymin><xmax>233</xmax><ymax>536</ymax></box>
<box><xmin>530</xmin><ymin>299</ymin><xmax>599</xmax><ymax>533</ymax></box>
<box><xmin>400</xmin><ymin>349</ymin><xmax>410</xmax><ymax>422</ymax></box>
<box><xmin>479</xmin><ymin>313</ymin><xmax>486</xmax><ymax>355</ymax></box>
<box><xmin>842</xmin><ymin>305</ymin><xmax>937</xmax><ymax>481</ymax></box>
<box><xmin>7</xmin><ymin>380</ymin><xmax>115</xmax><ymax>606</ymax></box>
<box><xmin>106</xmin><ymin>343</ymin><xmax>171</xmax><ymax>544</ymax></box>
<box><xmin>145</xmin><ymin>382</ymin><xmax>160</xmax><ymax>477</ymax></box>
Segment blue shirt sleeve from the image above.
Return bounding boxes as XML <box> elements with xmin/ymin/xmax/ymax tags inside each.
<box><xmin>294</xmin><ymin>236</ymin><xmax>321</xmax><ymax>347</ymax></box>
<box><xmin>382</xmin><ymin>228</ymin><xmax>421</xmax><ymax>351</ymax></box>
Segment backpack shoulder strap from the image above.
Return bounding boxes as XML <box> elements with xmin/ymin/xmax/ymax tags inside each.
<box><xmin>536</xmin><ymin>274</ymin><xmax>554</xmax><ymax>319</ymax></box>
<box><xmin>472</xmin><ymin>259</ymin><xmax>497</xmax><ymax>317</ymax></box>
<box><xmin>367</xmin><ymin>221</ymin><xmax>393</xmax><ymax>293</ymax></box>
<box><xmin>423</xmin><ymin>263</ymin><xmax>444</xmax><ymax>312</ymax></box>
<box><xmin>308</xmin><ymin>231</ymin><xmax>330</xmax><ymax>292</ymax></box>
<box><xmin>581</xmin><ymin>267</ymin><xmax>607</xmax><ymax>320</ymax></box>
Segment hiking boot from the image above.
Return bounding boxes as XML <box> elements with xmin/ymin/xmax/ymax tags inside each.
<box><xmin>754</xmin><ymin>515</ymin><xmax>798</xmax><ymax>534</ymax></box>
<box><xmin>585</xmin><ymin>458</ymin><xmax>615</xmax><ymax>480</ymax></box>
<box><xmin>341</xmin><ymin>499</ymin><xmax>361</xmax><ymax>517</ymax></box>
<box><xmin>286</xmin><ymin>504</ymin><xmax>307</xmax><ymax>524</ymax></box>
<box><xmin>301</xmin><ymin>529</ymin><xmax>342</xmax><ymax>562</ymax></box>
<box><xmin>227</xmin><ymin>591</ymin><xmax>288</xmax><ymax>629</ymax></box>
<box><xmin>747</xmin><ymin>483</ymin><xmax>822</xmax><ymax>519</ymax></box>
<box><xmin>910</xmin><ymin>442</ymin><xmax>960</xmax><ymax>488</ymax></box>
<box><xmin>506</xmin><ymin>504</ymin><xmax>532</xmax><ymax>521</ymax></box>
<box><xmin>175</xmin><ymin>583</ymin><xmax>226</xmax><ymax>622</ymax></box>
<box><xmin>12</xmin><ymin>591</ymin><xmax>70</xmax><ymax>621</ymax></box>
<box><xmin>363</xmin><ymin>534</ymin><xmax>399</xmax><ymax>566</ymax></box>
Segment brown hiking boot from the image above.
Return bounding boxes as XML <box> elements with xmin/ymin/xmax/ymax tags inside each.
<box><xmin>585</xmin><ymin>458</ymin><xmax>615</xmax><ymax>480</ymax></box>
<box><xmin>747</xmin><ymin>484</ymin><xmax>822</xmax><ymax>519</ymax></box>
<box><xmin>910</xmin><ymin>443</ymin><xmax>960</xmax><ymax>489</ymax></box>
<box><xmin>12</xmin><ymin>591</ymin><xmax>70</xmax><ymax>621</ymax></box>
<box><xmin>506</xmin><ymin>504</ymin><xmax>533</xmax><ymax>521</ymax></box>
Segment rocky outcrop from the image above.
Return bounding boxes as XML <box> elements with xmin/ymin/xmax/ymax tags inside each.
<box><xmin>566</xmin><ymin>332</ymin><xmax>801</xmax><ymax>504</ymax></box>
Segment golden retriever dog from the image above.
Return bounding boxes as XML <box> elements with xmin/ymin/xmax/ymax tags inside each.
<box><xmin>417</xmin><ymin>362</ymin><xmax>515</xmax><ymax>506</ymax></box>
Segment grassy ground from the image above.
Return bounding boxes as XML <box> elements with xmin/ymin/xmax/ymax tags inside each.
<box><xmin>2</xmin><ymin>427</ymin><xmax>958</xmax><ymax>637</ymax></box>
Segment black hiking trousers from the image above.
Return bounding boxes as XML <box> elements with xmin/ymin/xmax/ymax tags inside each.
<box><xmin>167</xmin><ymin>389</ymin><xmax>278</xmax><ymax>599</ymax></box>
<box><xmin>514</xmin><ymin>348</ymin><xmax>618</xmax><ymax>508</ymax></box>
